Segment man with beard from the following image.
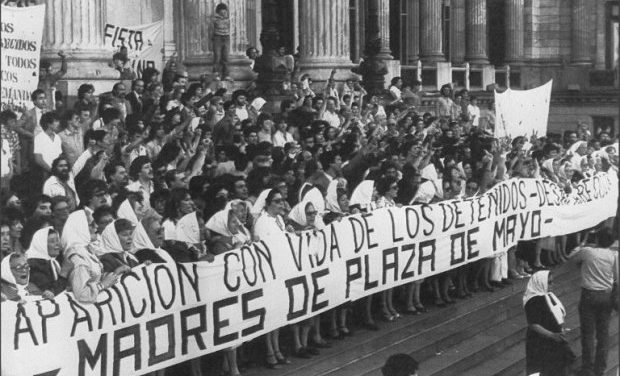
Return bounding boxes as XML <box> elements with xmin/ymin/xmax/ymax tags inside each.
<box><xmin>108</xmin><ymin>82</ymin><xmax>132</xmax><ymax>121</ymax></box>
<box><xmin>43</xmin><ymin>156</ymin><xmax>79</xmax><ymax>211</ymax></box>
<box><xmin>126</xmin><ymin>79</ymin><xmax>146</xmax><ymax>117</ymax></box>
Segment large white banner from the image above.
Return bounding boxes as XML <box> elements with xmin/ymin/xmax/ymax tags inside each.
<box><xmin>103</xmin><ymin>21</ymin><xmax>164</xmax><ymax>79</ymax></box>
<box><xmin>1</xmin><ymin>174</ymin><xmax>617</xmax><ymax>376</ymax></box>
<box><xmin>0</xmin><ymin>4</ymin><xmax>45</xmax><ymax>109</ymax></box>
<box><xmin>494</xmin><ymin>80</ymin><xmax>553</xmax><ymax>139</ymax></box>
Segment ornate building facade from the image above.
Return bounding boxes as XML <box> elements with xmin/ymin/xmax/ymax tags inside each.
<box><xmin>18</xmin><ymin>0</ymin><xmax>620</xmax><ymax>135</ymax></box>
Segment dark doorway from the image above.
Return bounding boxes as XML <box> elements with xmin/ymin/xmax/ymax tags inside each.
<box><xmin>487</xmin><ymin>0</ymin><xmax>506</xmax><ymax>65</ymax></box>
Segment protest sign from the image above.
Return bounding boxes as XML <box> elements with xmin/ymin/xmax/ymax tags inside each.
<box><xmin>103</xmin><ymin>21</ymin><xmax>163</xmax><ymax>79</ymax></box>
<box><xmin>494</xmin><ymin>80</ymin><xmax>553</xmax><ymax>139</ymax></box>
<box><xmin>0</xmin><ymin>4</ymin><xmax>45</xmax><ymax>109</ymax></box>
<box><xmin>1</xmin><ymin>174</ymin><xmax>617</xmax><ymax>376</ymax></box>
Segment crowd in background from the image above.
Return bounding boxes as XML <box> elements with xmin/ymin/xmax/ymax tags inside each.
<box><xmin>0</xmin><ymin>9</ymin><xmax>618</xmax><ymax>374</ymax></box>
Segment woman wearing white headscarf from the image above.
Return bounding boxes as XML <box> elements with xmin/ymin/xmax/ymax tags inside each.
<box><xmin>99</xmin><ymin>219</ymin><xmax>141</xmax><ymax>274</ymax></box>
<box><xmin>26</xmin><ymin>226</ymin><xmax>67</xmax><ymax>298</ymax></box>
<box><xmin>134</xmin><ymin>215</ymin><xmax>175</xmax><ymax>264</ymax></box>
<box><xmin>62</xmin><ymin>210</ymin><xmax>117</xmax><ymax>303</ymax></box>
<box><xmin>287</xmin><ymin>188</ymin><xmax>331</xmax><ymax>357</ymax></box>
<box><xmin>523</xmin><ymin>271</ymin><xmax>571</xmax><ymax>376</ymax></box>
<box><xmin>349</xmin><ymin>180</ymin><xmax>376</xmax><ymax>213</ymax></box>
<box><xmin>204</xmin><ymin>201</ymin><xmax>250</xmax><ymax>376</ymax></box>
<box><xmin>252</xmin><ymin>188</ymin><xmax>291</xmax><ymax>368</ymax></box>
<box><xmin>1</xmin><ymin>252</ymin><xmax>42</xmax><ymax>302</ymax></box>
<box><xmin>206</xmin><ymin>200</ymin><xmax>251</xmax><ymax>255</ymax></box>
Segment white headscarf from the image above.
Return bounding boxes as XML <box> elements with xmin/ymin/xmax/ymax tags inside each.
<box><xmin>523</xmin><ymin>270</ymin><xmax>549</xmax><ymax>306</ymax></box>
<box><xmin>101</xmin><ymin>221</ymin><xmax>125</xmax><ymax>254</ymax></box>
<box><xmin>288</xmin><ymin>187</ymin><xmax>326</xmax><ymax>229</ymax></box>
<box><xmin>101</xmin><ymin>221</ymin><xmax>139</xmax><ymax>266</ymax></box>
<box><xmin>26</xmin><ymin>226</ymin><xmax>61</xmax><ymax>281</ymax></box>
<box><xmin>297</xmin><ymin>182</ymin><xmax>315</xmax><ymax>203</ymax></box>
<box><xmin>132</xmin><ymin>221</ymin><xmax>155</xmax><ymax>250</ymax></box>
<box><xmin>1</xmin><ymin>253</ymin><xmax>33</xmax><ymax>300</ymax></box>
<box><xmin>523</xmin><ymin>270</ymin><xmax>565</xmax><ymax>325</ymax></box>
<box><xmin>205</xmin><ymin>201</ymin><xmax>252</xmax><ymax>243</ymax></box>
<box><xmin>350</xmin><ymin>180</ymin><xmax>375</xmax><ymax>208</ymax></box>
<box><xmin>569</xmin><ymin>140</ymin><xmax>586</xmax><ymax>155</ymax></box>
<box><xmin>251</xmin><ymin>189</ymin><xmax>272</xmax><ymax>217</ymax></box>
<box><xmin>411</xmin><ymin>180</ymin><xmax>442</xmax><ymax>204</ymax></box>
<box><xmin>1</xmin><ymin>252</ymin><xmax>19</xmax><ymax>285</ymax></box>
<box><xmin>325</xmin><ymin>179</ymin><xmax>343</xmax><ymax>213</ymax></box>
<box><xmin>176</xmin><ymin>211</ymin><xmax>201</xmax><ymax>244</ymax></box>
<box><xmin>117</xmin><ymin>199</ymin><xmax>139</xmax><ymax>224</ymax></box>
<box><xmin>61</xmin><ymin>209</ymin><xmax>91</xmax><ymax>251</ymax></box>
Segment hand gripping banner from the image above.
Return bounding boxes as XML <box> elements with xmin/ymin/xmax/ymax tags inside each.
<box><xmin>1</xmin><ymin>174</ymin><xmax>617</xmax><ymax>376</ymax></box>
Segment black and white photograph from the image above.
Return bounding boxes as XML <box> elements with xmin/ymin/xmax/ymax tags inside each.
<box><xmin>0</xmin><ymin>0</ymin><xmax>618</xmax><ymax>375</ymax></box>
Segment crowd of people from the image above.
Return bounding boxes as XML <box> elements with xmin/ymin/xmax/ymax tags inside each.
<box><xmin>1</xmin><ymin>23</ymin><xmax>619</xmax><ymax>375</ymax></box>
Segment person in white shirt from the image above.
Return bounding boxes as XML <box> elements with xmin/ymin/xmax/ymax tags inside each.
<box><xmin>388</xmin><ymin>77</ymin><xmax>403</xmax><ymax>105</ymax></box>
<box><xmin>33</xmin><ymin>112</ymin><xmax>62</xmax><ymax>174</ymax></box>
<box><xmin>43</xmin><ymin>156</ymin><xmax>79</xmax><ymax>211</ymax></box>
<box><xmin>467</xmin><ymin>96</ymin><xmax>481</xmax><ymax>127</ymax></box>
<box><xmin>72</xmin><ymin>129</ymin><xmax>107</xmax><ymax>177</ymax></box>
<box><xmin>126</xmin><ymin>156</ymin><xmax>155</xmax><ymax>217</ymax></box>
<box><xmin>272</xmin><ymin>117</ymin><xmax>294</xmax><ymax>147</ymax></box>
<box><xmin>320</xmin><ymin>96</ymin><xmax>342</xmax><ymax>129</ymax></box>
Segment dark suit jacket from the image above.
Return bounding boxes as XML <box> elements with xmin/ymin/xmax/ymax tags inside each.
<box><xmin>127</xmin><ymin>91</ymin><xmax>144</xmax><ymax>116</ymax></box>
<box><xmin>100</xmin><ymin>252</ymin><xmax>139</xmax><ymax>273</ymax></box>
<box><xmin>27</xmin><ymin>258</ymin><xmax>67</xmax><ymax>295</ymax></box>
<box><xmin>135</xmin><ymin>248</ymin><xmax>169</xmax><ymax>264</ymax></box>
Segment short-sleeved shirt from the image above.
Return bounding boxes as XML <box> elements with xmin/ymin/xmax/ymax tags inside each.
<box><xmin>571</xmin><ymin>246</ymin><xmax>618</xmax><ymax>291</ymax></box>
<box><xmin>34</xmin><ymin>131</ymin><xmax>62</xmax><ymax>167</ymax></box>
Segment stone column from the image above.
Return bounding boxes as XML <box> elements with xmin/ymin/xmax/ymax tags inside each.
<box><xmin>465</xmin><ymin>0</ymin><xmax>488</xmax><ymax>64</ymax></box>
<box><xmin>367</xmin><ymin>0</ymin><xmax>393</xmax><ymax>60</ymax></box>
<box><xmin>451</xmin><ymin>0</ymin><xmax>466</xmax><ymax>64</ymax></box>
<box><xmin>405</xmin><ymin>0</ymin><xmax>419</xmax><ymax>64</ymax></box>
<box><xmin>163</xmin><ymin>0</ymin><xmax>177</xmax><ymax>61</ymax></box>
<box><xmin>505</xmin><ymin>0</ymin><xmax>524</xmax><ymax>65</ymax></box>
<box><xmin>571</xmin><ymin>0</ymin><xmax>591</xmax><ymax>65</ymax></box>
<box><xmin>41</xmin><ymin>0</ymin><xmax>118</xmax><ymax>88</ymax></box>
<box><xmin>227</xmin><ymin>0</ymin><xmax>249</xmax><ymax>56</ymax></box>
<box><xmin>298</xmin><ymin>0</ymin><xmax>354</xmax><ymax>80</ymax></box>
<box><xmin>419</xmin><ymin>0</ymin><xmax>444</xmax><ymax>62</ymax></box>
<box><xmin>43</xmin><ymin>0</ymin><xmax>107</xmax><ymax>57</ymax></box>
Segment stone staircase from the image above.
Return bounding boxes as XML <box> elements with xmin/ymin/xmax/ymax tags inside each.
<box><xmin>241</xmin><ymin>261</ymin><xmax>618</xmax><ymax>376</ymax></box>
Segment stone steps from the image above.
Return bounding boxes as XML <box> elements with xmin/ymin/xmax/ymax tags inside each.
<box><xmin>243</xmin><ymin>262</ymin><xmax>587</xmax><ymax>376</ymax></box>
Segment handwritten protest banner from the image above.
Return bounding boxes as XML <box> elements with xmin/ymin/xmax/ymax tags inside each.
<box><xmin>1</xmin><ymin>174</ymin><xmax>617</xmax><ymax>376</ymax></box>
<box><xmin>0</xmin><ymin>4</ymin><xmax>45</xmax><ymax>109</ymax></box>
<box><xmin>104</xmin><ymin>21</ymin><xmax>163</xmax><ymax>79</ymax></box>
<box><xmin>495</xmin><ymin>80</ymin><xmax>553</xmax><ymax>139</ymax></box>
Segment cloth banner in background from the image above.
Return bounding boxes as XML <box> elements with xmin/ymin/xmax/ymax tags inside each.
<box><xmin>1</xmin><ymin>174</ymin><xmax>617</xmax><ymax>376</ymax></box>
<box><xmin>0</xmin><ymin>4</ymin><xmax>45</xmax><ymax>109</ymax></box>
<box><xmin>103</xmin><ymin>21</ymin><xmax>164</xmax><ymax>79</ymax></box>
<box><xmin>494</xmin><ymin>80</ymin><xmax>553</xmax><ymax>139</ymax></box>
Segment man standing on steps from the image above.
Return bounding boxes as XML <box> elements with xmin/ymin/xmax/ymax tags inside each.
<box><xmin>570</xmin><ymin>227</ymin><xmax>618</xmax><ymax>376</ymax></box>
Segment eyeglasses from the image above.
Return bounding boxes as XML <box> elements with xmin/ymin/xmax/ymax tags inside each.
<box><xmin>390</xmin><ymin>185</ymin><xmax>398</xmax><ymax>190</ymax></box>
<box><xmin>11</xmin><ymin>264</ymin><xmax>30</xmax><ymax>272</ymax></box>
<box><xmin>271</xmin><ymin>198</ymin><xmax>284</xmax><ymax>204</ymax></box>
<box><xmin>306</xmin><ymin>211</ymin><xmax>318</xmax><ymax>216</ymax></box>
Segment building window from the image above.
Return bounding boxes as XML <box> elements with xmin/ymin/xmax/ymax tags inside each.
<box><xmin>442</xmin><ymin>2</ymin><xmax>451</xmax><ymax>61</ymax></box>
<box><xmin>487</xmin><ymin>0</ymin><xmax>506</xmax><ymax>66</ymax></box>
<box><xmin>606</xmin><ymin>1</ymin><xmax>619</xmax><ymax>70</ymax></box>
